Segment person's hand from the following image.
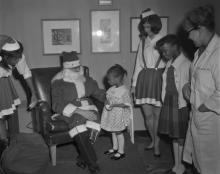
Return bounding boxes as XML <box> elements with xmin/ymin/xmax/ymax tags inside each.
<box><xmin>182</xmin><ymin>82</ymin><xmax>191</xmax><ymax>102</ymax></box>
<box><xmin>28</xmin><ymin>94</ymin><xmax>38</xmax><ymax>110</ymax></box>
<box><xmin>75</xmin><ymin>109</ymin><xmax>97</xmax><ymax>121</ymax></box>
<box><xmin>105</xmin><ymin>104</ymin><xmax>113</xmax><ymax>111</ymax></box>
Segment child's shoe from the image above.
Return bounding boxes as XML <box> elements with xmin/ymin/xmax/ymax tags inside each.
<box><xmin>111</xmin><ymin>152</ymin><xmax>125</xmax><ymax>160</ymax></box>
<box><xmin>104</xmin><ymin>149</ymin><xmax>117</xmax><ymax>155</ymax></box>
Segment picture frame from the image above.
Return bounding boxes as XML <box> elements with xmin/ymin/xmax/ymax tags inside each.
<box><xmin>91</xmin><ymin>10</ymin><xmax>120</xmax><ymax>53</ymax></box>
<box><xmin>130</xmin><ymin>16</ymin><xmax>169</xmax><ymax>52</ymax></box>
<box><xmin>42</xmin><ymin>19</ymin><xmax>81</xmax><ymax>55</ymax></box>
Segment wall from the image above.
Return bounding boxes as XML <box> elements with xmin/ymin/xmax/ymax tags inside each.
<box><xmin>0</xmin><ymin>0</ymin><xmax>3</xmax><ymax>33</ymax></box>
<box><xmin>198</xmin><ymin>0</ymin><xmax>220</xmax><ymax>34</ymax></box>
<box><xmin>1</xmin><ymin>0</ymin><xmax>200</xmax><ymax>131</ymax></box>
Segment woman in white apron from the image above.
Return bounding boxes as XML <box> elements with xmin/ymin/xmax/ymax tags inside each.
<box><xmin>182</xmin><ymin>5</ymin><xmax>220</xmax><ymax>174</ymax></box>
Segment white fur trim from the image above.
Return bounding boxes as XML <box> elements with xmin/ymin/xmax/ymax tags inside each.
<box><xmin>0</xmin><ymin>98</ymin><xmax>21</xmax><ymax>118</ymax></box>
<box><xmin>141</xmin><ymin>10</ymin><xmax>155</xmax><ymax>18</ymax></box>
<box><xmin>69</xmin><ymin>124</ymin><xmax>87</xmax><ymax>138</ymax></box>
<box><xmin>63</xmin><ymin>103</ymin><xmax>77</xmax><ymax>117</ymax></box>
<box><xmin>63</xmin><ymin>60</ymin><xmax>80</xmax><ymax>68</ymax></box>
<box><xmin>2</xmin><ymin>41</ymin><xmax>20</xmax><ymax>51</ymax></box>
<box><xmin>135</xmin><ymin>98</ymin><xmax>161</xmax><ymax>107</ymax></box>
<box><xmin>86</xmin><ymin>121</ymin><xmax>101</xmax><ymax>131</ymax></box>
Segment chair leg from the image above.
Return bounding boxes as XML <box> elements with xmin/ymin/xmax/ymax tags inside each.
<box><xmin>50</xmin><ymin>145</ymin><xmax>56</xmax><ymax>166</ymax></box>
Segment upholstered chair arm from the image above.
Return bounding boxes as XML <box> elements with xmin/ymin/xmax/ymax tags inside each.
<box><xmin>34</xmin><ymin>101</ymin><xmax>52</xmax><ymax>136</ymax></box>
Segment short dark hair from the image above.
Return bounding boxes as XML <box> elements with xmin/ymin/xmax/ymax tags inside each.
<box><xmin>156</xmin><ymin>34</ymin><xmax>181</xmax><ymax>51</ymax></box>
<box><xmin>139</xmin><ymin>14</ymin><xmax>162</xmax><ymax>35</ymax></box>
<box><xmin>183</xmin><ymin>4</ymin><xmax>215</xmax><ymax>32</ymax></box>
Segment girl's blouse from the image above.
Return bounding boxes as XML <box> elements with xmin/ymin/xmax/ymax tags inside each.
<box><xmin>132</xmin><ymin>34</ymin><xmax>166</xmax><ymax>87</ymax></box>
<box><xmin>161</xmin><ymin>53</ymin><xmax>191</xmax><ymax>108</ymax></box>
<box><xmin>0</xmin><ymin>54</ymin><xmax>32</xmax><ymax>79</ymax></box>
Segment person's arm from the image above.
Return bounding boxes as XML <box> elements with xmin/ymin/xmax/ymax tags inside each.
<box><xmin>199</xmin><ymin>49</ymin><xmax>220</xmax><ymax>115</ymax></box>
<box><xmin>182</xmin><ymin>61</ymin><xmax>191</xmax><ymax>103</ymax></box>
<box><xmin>132</xmin><ymin>40</ymin><xmax>143</xmax><ymax>88</ymax></box>
<box><xmin>107</xmin><ymin>89</ymin><xmax>132</xmax><ymax>110</ymax></box>
<box><xmin>51</xmin><ymin>80</ymin><xmax>67</xmax><ymax>114</ymax></box>
<box><xmin>16</xmin><ymin>55</ymin><xmax>38</xmax><ymax>109</ymax></box>
<box><xmin>25</xmin><ymin>77</ymin><xmax>38</xmax><ymax>109</ymax></box>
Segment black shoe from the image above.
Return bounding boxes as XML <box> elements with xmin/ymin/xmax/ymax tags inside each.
<box><xmin>104</xmin><ymin>149</ymin><xmax>117</xmax><ymax>155</ymax></box>
<box><xmin>111</xmin><ymin>152</ymin><xmax>126</xmax><ymax>160</ymax></box>
<box><xmin>76</xmin><ymin>161</ymin><xmax>87</xmax><ymax>169</ymax></box>
<box><xmin>153</xmin><ymin>153</ymin><xmax>161</xmax><ymax>158</ymax></box>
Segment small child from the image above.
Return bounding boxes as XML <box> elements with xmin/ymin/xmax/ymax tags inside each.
<box><xmin>101</xmin><ymin>64</ymin><xmax>134</xmax><ymax>160</ymax></box>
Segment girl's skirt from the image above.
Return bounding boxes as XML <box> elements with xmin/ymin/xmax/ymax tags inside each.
<box><xmin>135</xmin><ymin>68</ymin><xmax>164</xmax><ymax>107</ymax></box>
<box><xmin>0</xmin><ymin>77</ymin><xmax>21</xmax><ymax>119</ymax></box>
<box><xmin>158</xmin><ymin>93</ymin><xmax>189</xmax><ymax>139</ymax></box>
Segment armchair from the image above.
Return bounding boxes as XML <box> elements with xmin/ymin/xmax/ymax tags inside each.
<box><xmin>30</xmin><ymin>66</ymin><xmax>103</xmax><ymax>166</ymax></box>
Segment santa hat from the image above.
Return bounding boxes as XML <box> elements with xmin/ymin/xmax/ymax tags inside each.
<box><xmin>141</xmin><ymin>8</ymin><xmax>156</xmax><ymax>19</ymax></box>
<box><xmin>62</xmin><ymin>51</ymin><xmax>80</xmax><ymax>68</ymax></box>
<box><xmin>0</xmin><ymin>37</ymin><xmax>20</xmax><ymax>61</ymax></box>
<box><xmin>1</xmin><ymin>38</ymin><xmax>20</xmax><ymax>52</ymax></box>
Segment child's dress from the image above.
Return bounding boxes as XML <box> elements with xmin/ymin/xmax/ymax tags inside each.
<box><xmin>0</xmin><ymin>55</ymin><xmax>31</xmax><ymax>119</ymax></box>
<box><xmin>101</xmin><ymin>85</ymin><xmax>134</xmax><ymax>143</ymax></box>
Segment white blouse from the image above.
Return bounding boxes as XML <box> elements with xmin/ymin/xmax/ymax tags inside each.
<box><xmin>132</xmin><ymin>34</ymin><xmax>166</xmax><ymax>87</ymax></box>
<box><xmin>161</xmin><ymin>53</ymin><xmax>191</xmax><ymax>108</ymax></box>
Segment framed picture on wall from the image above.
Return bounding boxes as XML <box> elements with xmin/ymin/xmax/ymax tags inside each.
<box><xmin>42</xmin><ymin>19</ymin><xmax>81</xmax><ymax>55</ymax></box>
<box><xmin>130</xmin><ymin>16</ymin><xmax>169</xmax><ymax>52</ymax></box>
<box><xmin>91</xmin><ymin>10</ymin><xmax>120</xmax><ymax>53</ymax></box>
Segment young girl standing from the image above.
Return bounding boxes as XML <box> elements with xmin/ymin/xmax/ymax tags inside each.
<box><xmin>131</xmin><ymin>8</ymin><xmax>165</xmax><ymax>156</ymax></box>
<box><xmin>101</xmin><ymin>64</ymin><xmax>134</xmax><ymax>160</ymax></box>
<box><xmin>156</xmin><ymin>35</ymin><xmax>191</xmax><ymax>174</ymax></box>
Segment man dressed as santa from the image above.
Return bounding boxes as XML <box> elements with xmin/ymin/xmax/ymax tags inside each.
<box><xmin>51</xmin><ymin>51</ymin><xmax>105</xmax><ymax>174</ymax></box>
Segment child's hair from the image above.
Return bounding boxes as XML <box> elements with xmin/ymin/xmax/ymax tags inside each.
<box><xmin>156</xmin><ymin>34</ymin><xmax>181</xmax><ymax>50</ymax></box>
<box><xmin>107</xmin><ymin>64</ymin><xmax>127</xmax><ymax>80</ymax></box>
<box><xmin>183</xmin><ymin>4</ymin><xmax>215</xmax><ymax>32</ymax></box>
<box><xmin>0</xmin><ymin>41</ymin><xmax>23</xmax><ymax>69</ymax></box>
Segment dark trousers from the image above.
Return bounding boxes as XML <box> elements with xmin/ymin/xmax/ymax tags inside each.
<box><xmin>74</xmin><ymin>131</ymin><xmax>98</xmax><ymax>169</ymax></box>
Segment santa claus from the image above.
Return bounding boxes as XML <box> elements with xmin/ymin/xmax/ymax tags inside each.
<box><xmin>51</xmin><ymin>51</ymin><xmax>105</xmax><ymax>174</ymax></box>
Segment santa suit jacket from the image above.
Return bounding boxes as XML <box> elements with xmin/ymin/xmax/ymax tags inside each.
<box><xmin>51</xmin><ymin>71</ymin><xmax>105</xmax><ymax>138</ymax></box>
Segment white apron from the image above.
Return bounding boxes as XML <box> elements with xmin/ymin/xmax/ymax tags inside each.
<box><xmin>183</xmin><ymin>34</ymin><xmax>220</xmax><ymax>174</ymax></box>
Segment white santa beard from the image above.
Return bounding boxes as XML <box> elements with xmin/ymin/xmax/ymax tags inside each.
<box><xmin>63</xmin><ymin>68</ymin><xmax>85</xmax><ymax>83</ymax></box>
